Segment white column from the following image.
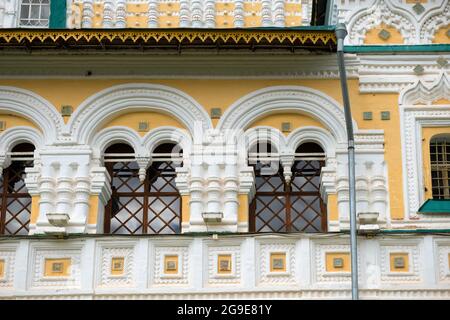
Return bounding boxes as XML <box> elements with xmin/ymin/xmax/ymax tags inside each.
<box><xmin>223</xmin><ymin>163</ymin><xmax>239</xmax><ymax>228</ymax></box>
<box><xmin>191</xmin><ymin>0</ymin><xmax>204</xmax><ymax>28</ymax></box>
<box><xmin>55</xmin><ymin>163</ymin><xmax>73</xmax><ymax>215</ymax></box>
<box><xmin>71</xmin><ymin>162</ymin><xmax>91</xmax><ymax>230</ymax></box>
<box><xmin>103</xmin><ymin>0</ymin><xmax>115</xmax><ymax>28</ymax></box>
<box><xmin>261</xmin><ymin>0</ymin><xmax>272</xmax><ymax>27</ymax></box>
<box><xmin>234</xmin><ymin>0</ymin><xmax>244</xmax><ymax>28</ymax></box>
<box><xmin>273</xmin><ymin>0</ymin><xmax>285</xmax><ymax>27</ymax></box>
<box><xmin>34</xmin><ymin>162</ymin><xmax>56</xmax><ymax>230</ymax></box>
<box><xmin>81</xmin><ymin>0</ymin><xmax>94</xmax><ymax>28</ymax></box>
<box><xmin>189</xmin><ymin>161</ymin><xmax>205</xmax><ymax>231</ymax></box>
<box><xmin>204</xmin><ymin>0</ymin><xmax>215</xmax><ymax>28</ymax></box>
<box><xmin>115</xmin><ymin>0</ymin><xmax>127</xmax><ymax>28</ymax></box>
<box><xmin>179</xmin><ymin>0</ymin><xmax>191</xmax><ymax>27</ymax></box>
<box><xmin>206</xmin><ymin>163</ymin><xmax>221</xmax><ymax>213</ymax></box>
<box><xmin>148</xmin><ymin>0</ymin><xmax>159</xmax><ymax>28</ymax></box>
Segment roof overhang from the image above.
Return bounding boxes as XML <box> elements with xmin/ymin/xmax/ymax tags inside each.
<box><xmin>0</xmin><ymin>27</ymin><xmax>336</xmax><ymax>53</ymax></box>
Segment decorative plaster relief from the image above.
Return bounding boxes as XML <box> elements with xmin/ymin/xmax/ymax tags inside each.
<box><xmin>97</xmin><ymin>242</ymin><xmax>136</xmax><ymax>288</ymax></box>
<box><xmin>380</xmin><ymin>242</ymin><xmax>421</xmax><ymax>283</ymax></box>
<box><xmin>258</xmin><ymin>242</ymin><xmax>295</xmax><ymax>286</ymax></box>
<box><xmin>152</xmin><ymin>245</ymin><xmax>189</xmax><ymax>285</ymax></box>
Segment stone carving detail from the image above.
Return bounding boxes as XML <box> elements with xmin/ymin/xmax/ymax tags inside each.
<box><xmin>31</xmin><ymin>248</ymin><xmax>82</xmax><ymax>289</ymax></box>
<box><xmin>0</xmin><ymin>249</ymin><xmax>16</xmax><ymax>288</ymax></box>
<box><xmin>313</xmin><ymin>243</ymin><xmax>358</xmax><ymax>283</ymax></box>
<box><xmin>98</xmin><ymin>245</ymin><xmax>135</xmax><ymax>287</ymax></box>
<box><xmin>153</xmin><ymin>246</ymin><xmax>189</xmax><ymax>285</ymax></box>
<box><xmin>380</xmin><ymin>243</ymin><xmax>420</xmax><ymax>282</ymax></box>
<box><xmin>258</xmin><ymin>242</ymin><xmax>295</xmax><ymax>285</ymax></box>
<box><xmin>207</xmin><ymin>245</ymin><xmax>242</xmax><ymax>285</ymax></box>
<box><xmin>437</xmin><ymin>244</ymin><xmax>450</xmax><ymax>283</ymax></box>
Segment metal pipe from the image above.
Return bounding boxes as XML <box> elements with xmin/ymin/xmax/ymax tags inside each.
<box><xmin>335</xmin><ymin>23</ymin><xmax>359</xmax><ymax>300</ymax></box>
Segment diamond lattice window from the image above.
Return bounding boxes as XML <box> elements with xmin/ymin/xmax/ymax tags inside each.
<box><xmin>430</xmin><ymin>135</ymin><xmax>450</xmax><ymax>199</ymax></box>
<box><xmin>104</xmin><ymin>143</ymin><xmax>182</xmax><ymax>234</ymax></box>
<box><xmin>0</xmin><ymin>143</ymin><xmax>35</xmax><ymax>235</ymax></box>
<box><xmin>19</xmin><ymin>0</ymin><xmax>50</xmax><ymax>27</ymax></box>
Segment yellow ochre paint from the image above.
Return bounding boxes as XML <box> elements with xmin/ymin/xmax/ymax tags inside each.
<box><xmin>325</xmin><ymin>252</ymin><xmax>351</xmax><ymax>272</ymax></box>
<box><xmin>432</xmin><ymin>25</ymin><xmax>450</xmax><ymax>44</ymax></box>
<box><xmin>364</xmin><ymin>23</ymin><xmax>404</xmax><ymax>45</ymax></box>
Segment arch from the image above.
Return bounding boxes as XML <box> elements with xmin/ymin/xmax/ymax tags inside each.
<box><xmin>218</xmin><ymin>86</ymin><xmax>352</xmax><ymax>144</ymax></box>
<box><xmin>0</xmin><ymin>126</ymin><xmax>44</xmax><ymax>154</ymax></box>
<box><xmin>420</xmin><ymin>2</ymin><xmax>449</xmax><ymax>44</ymax></box>
<box><xmin>243</xmin><ymin>126</ymin><xmax>287</xmax><ymax>155</ymax></box>
<box><xmin>143</xmin><ymin>126</ymin><xmax>192</xmax><ymax>158</ymax></box>
<box><xmin>0</xmin><ymin>86</ymin><xmax>63</xmax><ymax>144</ymax></box>
<box><xmin>399</xmin><ymin>73</ymin><xmax>450</xmax><ymax>106</ymax></box>
<box><xmin>67</xmin><ymin>83</ymin><xmax>213</xmax><ymax>144</ymax></box>
<box><xmin>346</xmin><ymin>0</ymin><xmax>417</xmax><ymax>45</ymax></box>
<box><xmin>90</xmin><ymin>126</ymin><xmax>143</xmax><ymax>159</ymax></box>
<box><xmin>287</xmin><ymin>126</ymin><xmax>338</xmax><ymax>158</ymax></box>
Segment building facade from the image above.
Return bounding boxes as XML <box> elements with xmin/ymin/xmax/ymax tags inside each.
<box><xmin>0</xmin><ymin>0</ymin><xmax>449</xmax><ymax>299</ymax></box>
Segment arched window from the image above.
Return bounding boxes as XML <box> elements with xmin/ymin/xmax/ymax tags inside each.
<box><xmin>0</xmin><ymin>143</ymin><xmax>35</xmax><ymax>235</ymax></box>
<box><xmin>104</xmin><ymin>143</ymin><xmax>182</xmax><ymax>234</ymax></box>
<box><xmin>430</xmin><ymin>135</ymin><xmax>450</xmax><ymax>199</ymax></box>
<box><xmin>19</xmin><ymin>0</ymin><xmax>50</xmax><ymax>27</ymax></box>
<box><xmin>249</xmin><ymin>141</ymin><xmax>327</xmax><ymax>232</ymax></box>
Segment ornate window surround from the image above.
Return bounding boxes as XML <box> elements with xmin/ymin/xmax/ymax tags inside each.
<box><xmin>399</xmin><ymin>73</ymin><xmax>450</xmax><ymax>225</ymax></box>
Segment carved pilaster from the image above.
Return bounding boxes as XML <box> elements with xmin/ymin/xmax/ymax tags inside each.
<box><xmin>81</xmin><ymin>0</ymin><xmax>94</xmax><ymax>28</ymax></box>
<box><xmin>273</xmin><ymin>0</ymin><xmax>285</xmax><ymax>27</ymax></box>
<box><xmin>148</xmin><ymin>0</ymin><xmax>159</xmax><ymax>28</ymax></box>
<box><xmin>191</xmin><ymin>0</ymin><xmax>203</xmax><ymax>28</ymax></box>
<box><xmin>103</xmin><ymin>0</ymin><xmax>115</xmax><ymax>28</ymax></box>
<box><xmin>234</xmin><ymin>0</ymin><xmax>244</xmax><ymax>28</ymax></box>
<box><xmin>261</xmin><ymin>0</ymin><xmax>272</xmax><ymax>27</ymax></box>
<box><xmin>204</xmin><ymin>0</ymin><xmax>216</xmax><ymax>28</ymax></box>
<box><xmin>115</xmin><ymin>0</ymin><xmax>127</xmax><ymax>28</ymax></box>
<box><xmin>179</xmin><ymin>0</ymin><xmax>191</xmax><ymax>27</ymax></box>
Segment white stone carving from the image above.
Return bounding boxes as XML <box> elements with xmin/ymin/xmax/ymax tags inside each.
<box><xmin>207</xmin><ymin>244</ymin><xmax>242</xmax><ymax>285</ymax></box>
<box><xmin>97</xmin><ymin>242</ymin><xmax>136</xmax><ymax>288</ymax></box>
<box><xmin>0</xmin><ymin>248</ymin><xmax>16</xmax><ymax>288</ymax></box>
<box><xmin>380</xmin><ymin>242</ymin><xmax>421</xmax><ymax>283</ymax></box>
<box><xmin>257</xmin><ymin>241</ymin><xmax>295</xmax><ymax>286</ymax></box>
<box><xmin>152</xmin><ymin>245</ymin><xmax>189</xmax><ymax>285</ymax></box>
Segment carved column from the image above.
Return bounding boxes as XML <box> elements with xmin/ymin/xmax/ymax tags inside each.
<box><xmin>234</xmin><ymin>0</ymin><xmax>244</xmax><ymax>28</ymax></box>
<box><xmin>191</xmin><ymin>0</ymin><xmax>204</xmax><ymax>28</ymax></box>
<box><xmin>273</xmin><ymin>0</ymin><xmax>285</xmax><ymax>27</ymax></box>
<box><xmin>148</xmin><ymin>0</ymin><xmax>159</xmax><ymax>28</ymax></box>
<box><xmin>103</xmin><ymin>0</ymin><xmax>115</xmax><ymax>28</ymax></box>
<box><xmin>115</xmin><ymin>0</ymin><xmax>127</xmax><ymax>28</ymax></box>
<box><xmin>223</xmin><ymin>163</ymin><xmax>239</xmax><ymax>229</ymax></box>
<box><xmin>204</xmin><ymin>0</ymin><xmax>216</xmax><ymax>28</ymax></box>
<box><xmin>261</xmin><ymin>0</ymin><xmax>272</xmax><ymax>27</ymax></box>
<box><xmin>89</xmin><ymin>165</ymin><xmax>112</xmax><ymax>233</ymax></box>
<box><xmin>81</xmin><ymin>0</ymin><xmax>94</xmax><ymax>28</ymax></box>
<box><xmin>71</xmin><ymin>162</ymin><xmax>91</xmax><ymax>227</ymax></box>
<box><xmin>179</xmin><ymin>0</ymin><xmax>191</xmax><ymax>27</ymax></box>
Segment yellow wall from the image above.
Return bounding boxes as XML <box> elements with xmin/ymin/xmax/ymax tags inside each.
<box><xmin>102</xmin><ymin>111</ymin><xmax>186</xmax><ymax>135</ymax></box>
<box><xmin>0</xmin><ymin>114</ymin><xmax>40</xmax><ymax>132</ymax></box>
<box><xmin>0</xmin><ymin>79</ymin><xmax>404</xmax><ymax>219</ymax></box>
<box><xmin>325</xmin><ymin>252</ymin><xmax>351</xmax><ymax>272</ymax></box>
<box><xmin>364</xmin><ymin>23</ymin><xmax>404</xmax><ymax>45</ymax></box>
<box><xmin>432</xmin><ymin>25</ymin><xmax>450</xmax><ymax>44</ymax></box>
<box><xmin>248</xmin><ymin>112</ymin><xmax>325</xmax><ymax>134</ymax></box>
<box><xmin>421</xmin><ymin>126</ymin><xmax>450</xmax><ymax>200</ymax></box>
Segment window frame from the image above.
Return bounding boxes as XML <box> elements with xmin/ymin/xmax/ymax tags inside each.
<box><xmin>17</xmin><ymin>0</ymin><xmax>51</xmax><ymax>28</ymax></box>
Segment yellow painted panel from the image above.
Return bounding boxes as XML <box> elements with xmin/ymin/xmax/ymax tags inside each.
<box><xmin>248</xmin><ymin>112</ymin><xmax>325</xmax><ymax>134</ymax></box>
<box><xmin>217</xmin><ymin>254</ymin><xmax>232</xmax><ymax>274</ymax></box>
<box><xmin>158</xmin><ymin>3</ymin><xmax>180</xmax><ymax>28</ymax></box>
<box><xmin>92</xmin><ymin>3</ymin><xmax>104</xmax><ymax>28</ymax></box>
<box><xmin>364</xmin><ymin>23</ymin><xmax>404</xmax><ymax>45</ymax></box>
<box><xmin>433</xmin><ymin>98</ymin><xmax>450</xmax><ymax>105</ymax></box>
<box><xmin>244</xmin><ymin>2</ymin><xmax>262</xmax><ymax>27</ymax></box>
<box><xmin>285</xmin><ymin>3</ymin><xmax>302</xmax><ymax>27</ymax></box>
<box><xmin>0</xmin><ymin>260</ymin><xmax>4</xmax><ymax>278</ymax></box>
<box><xmin>111</xmin><ymin>257</ymin><xmax>125</xmax><ymax>275</ymax></box>
<box><xmin>69</xmin><ymin>3</ymin><xmax>82</xmax><ymax>27</ymax></box>
<box><xmin>432</xmin><ymin>25</ymin><xmax>450</xmax><ymax>44</ymax></box>
<box><xmin>0</xmin><ymin>114</ymin><xmax>39</xmax><ymax>132</ymax></box>
<box><xmin>88</xmin><ymin>195</ymin><xmax>99</xmax><ymax>225</ymax></box>
<box><xmin>126</xmin><ymin>4</ymin><xmax>149</xmax><ymax>28</ymax></box>
<box><xmin>389</xmin><ymin>252</ymin><xmax>409</xmax><ymax>272</ymax></box>
<box><xmin>327</xmin><ymin>193</ymin><xmax>338</xmax><ymax>221</ymax></box>
<box><xmin>405</xmin><ymin>0</ymin><xmax>428</xmax><ymax>3</ymax></box>
<box><xmin>164</xmin><ymin>255</ymin><xmax>179</xmax><ymax>274</ymax></box>
<box><xmin>30</xmin><ymin>196</ymin><xmax>40</xmax><ymax>225</ymax></box>
<box><xmin>421</xmin><ymin>127</ymin><xmax>450</xmax><ymax>200</ymax></box>
<box><xmin>326</xmin><ymin>252</ymin><xmax>351</xmax><ymax>272</ymax></box>
<box><xmin>238</xmin><ymin>194</ymin><xmax>249</xmax><ymax>223</ymax></box>
<box><xmin>270</xmin><ymin>252</ymin><xmax>286</xmax><ymax>272</ymax></box>
<box><xmin>44</xmin><ymin>258</ymin><xmax>71</xmax><ymax>277</ymax></box>
<box><xmin>102</xmin><ymin>111</ymin><xmax>186</xmax><ymax>136</ymax></box>
<box><xmin>181</xmin><ymin>195</ymin><xmax>190</xmax><ymax>223</ymax></box>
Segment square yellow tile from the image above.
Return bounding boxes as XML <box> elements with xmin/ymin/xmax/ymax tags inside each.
<box><xmin>164</xmin><ymin>255</ymin><xmax>179</xmax><ymax>274</ymax></box>
<box><xmin>325</xmin><ymin>252</ymin><xmax>351</xmax><ymax>272</ymax></box>
<box><xmin>44</xmin><ymin>258</ymin><xmax>71</xmax><ymax>277</ymax></box>
<box><xmin>390</xmin><ymin>253</ymin><xmax>409</xmax><ymax>272</ymax></box>
<box><xmin>217</xmin><ymin>254</ymin><xmax>232</xmax><ymax>274</ymax></box>
<box><xmin>270</xmin><ymin>252</ymin><xmax>286</xmax><ymax>272</ymax></box>
<box><xmin>111</xmin><ymin>257</ymin><xmax>125</xmax><ymax>275</ymax></box>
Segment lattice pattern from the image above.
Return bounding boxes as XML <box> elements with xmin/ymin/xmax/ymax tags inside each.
<box><xmin>105</xmin><ymin>160</ymin><xmax>181</xmax><ymax>235</ymax></box>
<box><xmin>430</xmin><ymin>137</ymin><xmax>450</xmax><ymax>199</ymax></box>
<box><xmin>250</xmin><ymin>160</ymin><xmax>326</xmax><ymax>233</ymax></box>
<box><xmin>19</xmin><ymin>0</ymin><xmax>50</xmax><ymax>27</ymax></box>
<box><xmin>0</xmin><ymin>161</ymin><xmax>33</xmax><ymax>235</ymax></box>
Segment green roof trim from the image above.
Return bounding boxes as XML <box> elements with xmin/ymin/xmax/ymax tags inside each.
<box><xmin>418</xmin><ymin>199</ymin><xmax>450</xmax><ymax>214</ymax></box>
<box><xmin>344</xmin><ymin>44</ymin><xmax>450</xmax><ymax>53</ymax></box>
<box><xmin>49</xmin><ymin>0</ymin><xmax>67</xmax><ymax>29</ymax></box>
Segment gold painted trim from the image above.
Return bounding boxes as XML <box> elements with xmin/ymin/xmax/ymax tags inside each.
<box><xmin>0</xmin><ymin>29</ymin><xmax>336</xmax><ymax>46</ymax></box>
